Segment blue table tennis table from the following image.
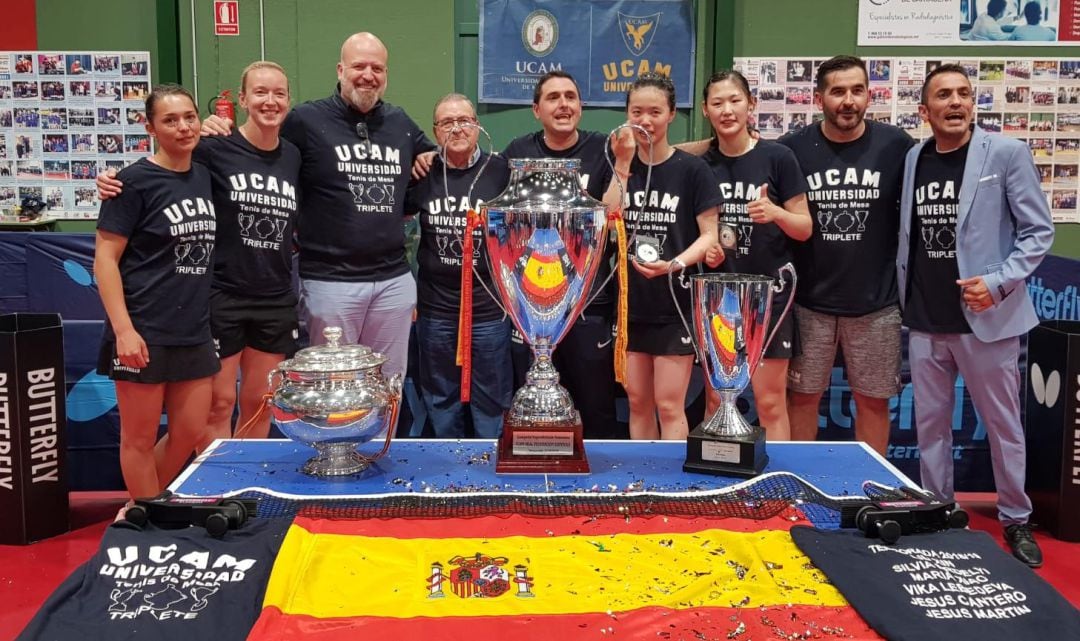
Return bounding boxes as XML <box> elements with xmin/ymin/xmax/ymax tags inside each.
<box><xmin>170</xmin><ymin>439</ymin><xmax>917</xmax><ymax>499</ymax></box>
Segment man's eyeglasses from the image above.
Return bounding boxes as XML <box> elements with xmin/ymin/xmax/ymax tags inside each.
<box><xmin>434</xmin><ymin>117</ymin><xmax>477</xmax><ymax>132</ymax></box>
<box><xmin>355</xmin><ymin>122</ymin><xmax>372</xmax><ymax>154</ymax></box>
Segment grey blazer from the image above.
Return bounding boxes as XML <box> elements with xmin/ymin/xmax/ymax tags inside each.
<box><xmin>898</xmin><ymin>126</ymin><xmax>1055</xmax><ymax>342</ymax></box>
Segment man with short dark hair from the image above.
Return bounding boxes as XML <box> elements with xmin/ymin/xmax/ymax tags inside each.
<box><xmin>1011</xmin><ymin>1</ymin><xmax>1056</xmax><ymax>40</ymax></box>
<box><xmin>899</xmin><ymin>64</ymin><xmax>1054</xmax><ymax>567</ymax></box>
<box><xmin>502</xmin><ymin>71</ymin><xmax>622</xmax><ymax>439</ymax></box>
<box><xmin>781</xmin><ymin>55</ymin><xmax>914</xmax><ymax>454</ymax></box>
<box><xmin>971</xmin><ymin>0</ymin><xmax>1010</xmax><ymax>40</ymax></box>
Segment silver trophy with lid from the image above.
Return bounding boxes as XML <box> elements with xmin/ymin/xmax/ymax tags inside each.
<box><xmin>268</xmin><ymin>327</ymin><xmax>403</xmax><ymax>476</ymax></box>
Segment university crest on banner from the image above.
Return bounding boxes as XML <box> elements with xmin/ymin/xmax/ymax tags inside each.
<box><xmin>522</xmin><ymin>10</ymin><xmax>559</xmax><ymax>57</ymax></box>
<box><xmin>618</xmin><ymin>12</ymin><xmax>660</xmax><ymax>56</ymax></box>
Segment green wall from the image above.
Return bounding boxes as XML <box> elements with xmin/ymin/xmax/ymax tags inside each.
<box><xmin>36</xmin><ymin>0</ymin><xmax>178</xmax><ymax>84</ymax></box>
<box><xmin>176</xmin><ymin>0</ymin><xmax>454</xmax><ymax>134</ymax></box>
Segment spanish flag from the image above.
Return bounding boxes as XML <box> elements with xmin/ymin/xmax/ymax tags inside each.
<box><xmin>248</xmin><ymin>507</ymin><xmax>882</xmax><ymax>640</ymax></box>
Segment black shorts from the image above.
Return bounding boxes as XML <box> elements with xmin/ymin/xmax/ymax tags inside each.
<box><xmin>627</xmin><ymin>321</ymin><xmax>695</xmax><ymax>356</ymax></box>
<box><xmin>97</xmin><ymin>340</ymin><xmax>220</xmax><ymax>384</ymax></box>
<box><xmin>210</xmin><ymin>289</ymin><xmax>299</xmax><ymax>358</ymax></box>
<box><xmin>762</xmin><ymin>305</ymin><xmax>800</xmax><ymax>360</ymax></box>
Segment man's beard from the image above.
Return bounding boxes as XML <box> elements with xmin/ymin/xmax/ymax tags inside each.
<box><xmin>342</xmin><ymin>84</ymin><xmax>381</xmax><ymax>113</ymax></box>
<box><xmin>826</xmin><ymin>109</ymin><xmax>864</xmax><ymax>131</ymax></box>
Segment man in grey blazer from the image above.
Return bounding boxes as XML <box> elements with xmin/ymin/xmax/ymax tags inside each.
<box><xmin>898</xmin><ymin>64</ymin><xmax>1055</xmax><ymax>567</ymax></box>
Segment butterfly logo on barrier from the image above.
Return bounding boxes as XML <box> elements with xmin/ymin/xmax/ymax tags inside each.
<box><xmin>1029</xmin><ymin>363</ymin><xmax>1061</xmax><ymax>409</ymax></box>
<box><xmin>67</xmin><ymin>369</ymin><xmax>117</xmax><ymax>421</ymax></box>
<box><xmin>62</xmin><ymin>259</ymin><xmax>96</xmax><ymax>287</ymax></box>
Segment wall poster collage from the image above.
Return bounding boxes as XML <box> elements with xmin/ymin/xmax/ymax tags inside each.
<box><xmin>735</xmin><ymin>56</ymin><xmax>1080</xmax><ymax>223</ymax></box>
<box><xmin>0</xmin><ymin>51</ymin><xmax>153</xmax><ymax>219</ymax></box>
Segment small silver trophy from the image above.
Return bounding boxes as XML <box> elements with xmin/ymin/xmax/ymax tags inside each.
<box><xmin>671</xmin><ymin>264</ymin><xmax>795</xmax><ymax>477</ymax></box>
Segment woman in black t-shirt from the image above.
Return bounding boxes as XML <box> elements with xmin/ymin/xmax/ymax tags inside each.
<box><xmin>605</xmin><ymin>74</ymin><xmax>721</xmax><ymax>441</ymax></box>
<box><xmin>94</xmin><ymin>85</ymin><xmax>219</xmax><ymax>500</ymax></box>
<box><xmin>99</xmin><ymin>63</ymin><xmax>302</xmax><ymax>444</ymax></box>
<box><xmin>700</xmin><ymin>70</ymin><xmax>812</xmax><ymax>441</ymax></box>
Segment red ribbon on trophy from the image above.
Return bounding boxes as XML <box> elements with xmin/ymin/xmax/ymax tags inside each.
<box><xmin>456</xmin><ymin>209</ymin><xmax>480</xmax><ymax>402</ymax></box>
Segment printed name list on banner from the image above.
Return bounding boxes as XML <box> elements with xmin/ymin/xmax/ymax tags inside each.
<box><xmin>860</xmin><ymin>0</ymin><xmax>1080</xmax><ymax>46</ymax></box>
<box><xmin>0</xmin><ymin>51</ymin><xmax>153</xmax><ymax>218</ymax></box>
<box><xmin>478</xmin><ymin>0</ymin><xmax>696</xmax><ymax>107</ymax></box>
<box><xmin>734</xmin><ymin>56</ymin><xmax>1080</xmax><ymax>223</ymax></box>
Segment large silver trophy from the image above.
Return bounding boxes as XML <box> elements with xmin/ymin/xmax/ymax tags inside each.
<box><xmin>481</xmin><ymin>158</ymin><xmax>608</xmax><ymax>474</ymax></box>
<box><xmin>672</xmin><ymin>264</ymin><xmax>795</xmax><ymax>477</ymax></box>
<box><xmin>268</xmin><ymin>327</ymin><xmax>403</xmax><ymax>476</ymax></box>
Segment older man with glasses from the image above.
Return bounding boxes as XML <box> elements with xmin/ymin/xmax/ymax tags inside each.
<box><xmin>405</xmin><ymin>94</ymin><xmax>513</xmax><ymax>438</ymax></box>
<box><xmin>204</xmin><ymin>32</ymin><xmax>436</xmax><ymax>382</ymax></box>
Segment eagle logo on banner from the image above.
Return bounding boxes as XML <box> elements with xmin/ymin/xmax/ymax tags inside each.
<box><xmin>427</xmin><ymin>554</ymin><xmax>535</xmax><ymax>599</ymax></box>
<box><xmin>619</xmin><ymin>12</ymin><xmax>660</xmax><ymax>57</ymax></box>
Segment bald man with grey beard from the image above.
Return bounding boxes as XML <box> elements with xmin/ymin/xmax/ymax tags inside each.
<box><xmin>205</xmin><ymin>33</ymin><xmax>436</xmax><ymax>385</ymax></box>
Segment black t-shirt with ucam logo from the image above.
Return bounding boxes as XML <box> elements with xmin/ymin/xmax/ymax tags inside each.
<box><xmin>193</xmin><ymin>131</ymin><xmax>301</xmax><ymax>300</ymax></box>
<box><xmin>623</xmin><ymin>149</ymin><xmax>722</xmax><ymax>324</ymax></box>
<box><xmin>96</xmin><ymin>158</ymin><xmax>216</xmax><ymax>346</ymax></box>
<box><xmin>503</xmin><ymin>129</ymin><xmax>616</xmax><ymax>311</ymax></box>
<box><xmin>701</xmin><ymin>139</ymin><xmax>808</xmax><ymax>310</ymax></box>
<box><xmin>779</xmin><ymin>120</ymin><xmax>914</xmax><ymax>316</ymax></box>
<box><xmin>281</xmin><ymin>91</ymin><xmax>436</xmax><ymax>282</ymax></box>
<box><xmin>405</xmin><ymin>152</ymin><xmax>511</xmax><ymax>322</ymax></box>
<box><xmin>903</xmin><ymin>141</ymin><xmax>972</xmax><ymax>334</ymax></box>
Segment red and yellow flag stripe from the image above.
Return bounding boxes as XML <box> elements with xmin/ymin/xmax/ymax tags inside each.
<box><xmin>249</xmin><ymin>513</ymin><xmax>882</xmax><ymax>640</ymax></box>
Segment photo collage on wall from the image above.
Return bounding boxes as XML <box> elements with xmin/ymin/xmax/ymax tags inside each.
<box><xmin>735</xmin><ymin>57</ymin><xmax>1080</xmax><ymax>223</ymax></box>
<box><xmin>0</xmin><ymin>51</ymin><xmax>152</xmax><ymax>218</ymax></box>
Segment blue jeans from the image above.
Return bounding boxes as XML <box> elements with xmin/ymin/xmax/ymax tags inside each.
<box><xmin>416</xmin><ymin>315</ymin><xmax>513</xmax><ymax>438</ymax></box>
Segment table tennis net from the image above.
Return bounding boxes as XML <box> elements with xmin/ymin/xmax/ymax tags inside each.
<box><xmin>219</xmin><ymin>472</ymin><xmax>910</xmax><ymax>528</ymax></box>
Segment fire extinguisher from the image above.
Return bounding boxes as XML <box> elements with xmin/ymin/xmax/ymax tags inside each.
<box><xmin>209</xmin><ymin>89</ymin><xmax>235</xmax><ymax>122</ymax></box>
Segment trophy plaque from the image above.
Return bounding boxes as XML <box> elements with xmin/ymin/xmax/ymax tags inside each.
<box><xmin>481</xmin><ymin>158</ymin><xmax>609</xmax><ymax>474</ymax></box>
<box><xmin>673</xmin><ymin>265</ymin><xmax>795</xmax><ymax>477</ymax></box>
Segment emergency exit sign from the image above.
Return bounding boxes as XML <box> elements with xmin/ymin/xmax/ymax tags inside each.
<box><xmin>214</xmin><ymin>1</ymin><xmax>239</xmax><ymax>36</ymax></box>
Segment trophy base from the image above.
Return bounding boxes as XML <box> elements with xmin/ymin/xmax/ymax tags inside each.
<box><xmin>302</xmin><ymin>443</ymin><xmax>371</xmax><ymax>477</ymax></box>
<box><xmin>495</xmin><ymin>413</ymin><xmax>590</xmax><ymax>475</ymax></box>
<box><xmin>683</xmin><ymin>424</ymin><xmax>768</xmax><ymax>478</ymax></box>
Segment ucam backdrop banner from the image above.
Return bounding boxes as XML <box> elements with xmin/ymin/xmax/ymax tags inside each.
<box><xmin>478</xmin><ymin>0</ymin><xmax>696</xmax><ymax>107</ymax></box>
<box><xmin>859</xmin><ymin>0</ymin><xmax>1080</xmax><ymax>46</ymax></box>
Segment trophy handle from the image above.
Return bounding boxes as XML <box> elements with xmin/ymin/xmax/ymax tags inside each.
<box><xmin>762</xmin><ymin>262</ymin><xmax>797</xmax><ymax>356</ymax></box>
<box><xmin>667</xmin><ymin>265</ymin><xmax>702</xmax><ymax>359</ymax></box>
<box><xmin>265</xmin><ymin>367</ymin><xmax>285</xmax><ymax>410</ymax></box>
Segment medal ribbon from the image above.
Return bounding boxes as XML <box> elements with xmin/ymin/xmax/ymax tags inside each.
<box><xmin>609</xmin><ymin>210</ymin><xmax>629</xmax><ymax>384</ymax></box>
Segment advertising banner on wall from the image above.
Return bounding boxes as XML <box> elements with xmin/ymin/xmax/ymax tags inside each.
<box><xmin>479</xmin><ymin>0</ymin><xmax>696</xmax><ymax>106</ymax></box>
<box><xmin>0</xmin><ymin>51</ymin><xmax>153</xmax><ymax>219</ymax></box>
<box><xmin>735</xmin><ymin>56</ymin><xmax>1080</xmax><ymax>223</ymax></box>
<box><xmin>859</xmin><ymin>0</ymin><xmax>1080</xmax><ymax>46</ymax></box>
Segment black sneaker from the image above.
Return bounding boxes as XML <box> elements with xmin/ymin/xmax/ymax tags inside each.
<box><xmin>1004</xmin><ymin>524</ymin><xmax>1043</xmax><ymax>568</ymax></box>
